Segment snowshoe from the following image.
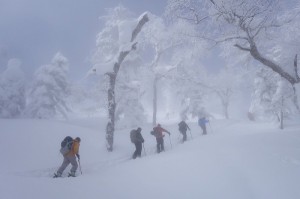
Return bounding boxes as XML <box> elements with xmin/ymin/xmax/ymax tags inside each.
<box><xmin>53</xmin><ymin>173</ymin><xmax>61</xmax><ymax>178</ymax></box>
<box><xmin>68</xmin><ymin>173</ymin><xmax>76</xmax><ymax>177</ymax></box>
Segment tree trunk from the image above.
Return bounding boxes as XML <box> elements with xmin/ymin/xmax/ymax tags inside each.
<box><xmin>280</xmin><ymin>97</ymin><xmax>284</xmax><ymax>130</ymax></box>
<box><xmin>152</xmin><ymin>76</ymin><xmax>158</xmax><ymax>126</ymax></box>
<box><xmin>223</xmin><ymin>101</ymin><xmax>229</xmax><ymax>119</ymax></box>
<box><xmin>280</xmin><ymin>110</ymin><xmax>284</xmax><ymax>130</ymax></box>
<box><xmin>105</xmin><ymin>13</ymin><xmax>149</xmax><ymax>151</ymax></box>
<box><xmin>106</xmin><ymin>73</ymin><xmax>116</xmax><ymax>151</ymax></box>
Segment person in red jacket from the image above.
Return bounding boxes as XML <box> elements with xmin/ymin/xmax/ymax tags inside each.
<box><xmin>152</xmin><ymin>124</ymin><xmax>171</xmax><ymax>153</ymax></box>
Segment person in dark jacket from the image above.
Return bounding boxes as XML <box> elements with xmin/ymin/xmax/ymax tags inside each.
<box><xmin>130</xmin><ymin>127</ymin><xmax>144</xmax><ymax>159</ymax></box>
<box><xmin>178</xmin><ymin>120</ymin><xmax>190</xmax><ymax>142</ymax></box>
<box><xmin>152</xmin><ymin>124</ymin><xmax>170</xmax><ymax>153</ymax></box>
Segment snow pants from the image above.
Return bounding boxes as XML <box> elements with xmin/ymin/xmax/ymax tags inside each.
<box><xmin>57</xmin><ymin>155</ymin><xmax>78</xmax><ymax>175</ymax></box>
<box><xmin>156</xmin><ymin>137</ymin><xmax>164</xmax><ymax>153</ymax></box>
<box><xmin>132</xmin><ymin>142</ymin><xmax>142</xmax><ymax>159</ymax></box>
<box><xmin>200</xmin><ymin>124</ymin><xmax>207</xmax><ymax>135</ymax></box>
<box><xmin>180</xmin><ymin>130</ymin><xmax>187</xmax><ymax>142</ymax></box>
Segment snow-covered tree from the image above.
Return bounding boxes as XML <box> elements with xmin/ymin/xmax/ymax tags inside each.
<box><xmin>166</xmin><ymin>0</ymin><xmax>300</xmax><ymax>109</ymax></box>
<box><xmin>25</xmin><ymin>52</ymin><xmax>70</xmax><ymax>119</ymax></box>
<box><xmin>0</xmin><ymin>59</ymin><xmax>26</xmax><ymax>118</ymax></box>
<box><xmin>209</xmin><ymin>68</ymin><xmax>241</xmax><ymax>119</ymax></box>
<box><xmin>90</xmin><ymin>5</ymin><xmax>149</xmax><ymax>151</ymax></box>
<box><xmin>174</xmin><ymin>55</ymin><xmax>207</xmax><ymax>120</ymax></box>
<box><xmin>141</xmin><ymin>14</ymin><xmax>202</xmax><ymax>125</ymax></box>
<box><xmin>115</xmin><ymin>78</ymin><xmax>146</xmax><ymax>127</ymax></box>
<box><xmin>67</xmin><ymin>81</ymin><xmax>104</xmax><ymax>117</ymax></box>
<box><xmin>250</xmin><ymin>68</ymin><xmax>295</xmax><ymax>128</ymax></box>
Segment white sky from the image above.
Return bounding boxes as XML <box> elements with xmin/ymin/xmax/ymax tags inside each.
<box><xmin>0</xmin><ymin>0</ymin><xmax>167</xmax><ymax>79</ymax></box>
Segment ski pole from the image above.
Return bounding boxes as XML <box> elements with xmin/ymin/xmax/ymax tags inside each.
<box><xmin>208</xmin><ymin>121</ymin><xmax>213</xmax><ymax>134</ymax></box>
<box><xmin>177</xmin><ymin>133</ymin><xmax>181</xmax><ymax>141</ymax></box>
<box><xmin>189</xmin><ymin>129</ymin><xmax>193</xmax><ymax>139</ymax></box>
<box><xmin>143</xmin><ymin>143</ymin><xmax>147</xmax><ymax>156</ymax></box>
<box><xmin>168</xmin><ymin>134</ymin><xmax>172</xmax><ymax>149</ymax></box>
<box><xmin>78</xmin><ymin>159</ymin><xmax>82</xmax><ymax>175</ymax></box>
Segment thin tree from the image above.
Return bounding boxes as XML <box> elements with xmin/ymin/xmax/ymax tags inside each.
<box><xmin>105</xmin><ymin>13</ymin><xmax>149</xmax><ymax>151</ymax></box>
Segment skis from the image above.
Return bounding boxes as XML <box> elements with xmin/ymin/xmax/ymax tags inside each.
<box><xmin>53</xmin><ymin>173</ymin><xmax>77</xmax><ymax>178</ymax></box>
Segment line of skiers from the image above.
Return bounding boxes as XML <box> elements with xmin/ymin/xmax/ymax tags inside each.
<box><xmin>53</xmin><ymin>116</ymin><xmax>210</xmax><ymax>177</ymax></box>
<box><xmin>130</xmin><ymin>117</ymin><xmax>210</xmax><ymax>159</ymax></box>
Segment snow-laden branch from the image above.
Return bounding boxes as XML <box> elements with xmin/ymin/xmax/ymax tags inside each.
<box><xmin>131</xmin><ymin>13</ymin><xmax>149</xmax><ymax>42</ymax></box>
<box><xmin>234</xmin><ymin>44</ymin><xmax>251</xmax><ymax>51</ymax></box>
<box><xmin>249</xmin><ymin>43</ymin><xmax>298</xmax><ymax>85</ymax></box>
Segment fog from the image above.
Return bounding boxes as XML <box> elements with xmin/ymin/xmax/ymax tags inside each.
<box><xmin>0</xmin><ymin>0</ymin><xmax>166</xmax><ymax>79</ymax></box>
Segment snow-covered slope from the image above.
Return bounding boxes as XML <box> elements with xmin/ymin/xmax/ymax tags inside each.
<box><xmin>1</xmin><ymin>118</ymin><xmax>300</xmax><ymax>199</ymax></box>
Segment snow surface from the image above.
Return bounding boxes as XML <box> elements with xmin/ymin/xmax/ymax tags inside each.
<box><xmin>1</xmin><ymin>118</ymin><xmax>300</xmax><ymax>199</ymax></box>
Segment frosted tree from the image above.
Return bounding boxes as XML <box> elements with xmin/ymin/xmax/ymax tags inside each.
<box><xmin>67</xmin><ymin>82</ymin><xmax>104</xmax><ymax>117</ymax></box>
<box><xmin>166</xmin><ymin>0</ymin><xmax>300</xmax><ymax>107</ymax></box>
<box><xmin>115</xmin><ymin>77</ymin><xmax>146</xmax><ymax>127</ymax></box>
<box><xmin>172</xmin><ymin>46</ymin><xmax>209</xmax><ymax>120</ymax></box>
<box><xmin>25</xmin><ymin>52</ymin><xmax>70</xmax><ymax>119</ymax></box>
<box><xmin>0</xmin><ymin>59</ymin><xmax>26</xmax><ymax>118</ymax></box>
<box><xmin>141</xmin><ymin>14</ymin><xmax>200</xmax><ymax>125</ymax></box>
<box><xmin>250</xmin><ymin>68</ymin><xmax>295</xmax><ymax>129</ymax></box>
<box><xmin>90</xmin><ymin>5</ymin><xmax>149</xmax><ymax>151</ymax></box>
<box><xmin>272</xmin><ymin>79</ymin><xmax>295</xmax><ymax>129</ymax></box>
<box><xmin>140</xmin><ymin>14</ymin><xmax>175</xmax><ymax>125</ymax></box>
<box><xmin>208</xmin><ymin>67</ymin><xmax>242</xmax><ymax>119</ymax></box>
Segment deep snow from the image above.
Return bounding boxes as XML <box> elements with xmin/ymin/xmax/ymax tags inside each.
<box><xmin>1</xmin><ymin>118</ymin><xmax>300</xmax><ymax>199</ymax></box>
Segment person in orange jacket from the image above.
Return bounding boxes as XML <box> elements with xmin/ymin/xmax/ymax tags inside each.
<box><xmin>54</xmin><ymin>137</ymin><xmax>81</xmax><ymax>177</ymax></box>
<box><xmin>152</xmin><ymin>124</ymin><xmax>170</xmax><ymax>153</ymax></box>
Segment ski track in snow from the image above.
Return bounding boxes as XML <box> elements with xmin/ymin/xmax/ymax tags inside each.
<box><xmin>9</xmin><ymin>145</ymin><xmax>167</xmax><ymax>178</ymax></box>
<box><xmin>10</xmin><ymin>156</ymin><xmax>132</xmax><ymax>178</ymax></box>
<box><xmin>10</xmin><ymin>135</ymin><xmax>199</xmax><ymax>179</ymax></box>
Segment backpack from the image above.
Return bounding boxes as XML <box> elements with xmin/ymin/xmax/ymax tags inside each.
<box><xmin>60</xmin><ymin>136</ymin><xmax>73</xmax><ymax>155</ymax></box>
<box><xmin>130</xmin><ymin>130</ymin><xmax>138</xmax><ymax>143</ymax></box>
<box><xmin>151</xmin><ymin>127</ymin><xmax>159</xmax><ymax>137</ymax></box>
<box><xmin>178</xmin><ymin>121</ymin><xmax>187</xmax><ymax>131</ymax></box>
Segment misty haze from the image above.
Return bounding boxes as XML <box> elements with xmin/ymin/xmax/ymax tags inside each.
<box><xmin>1</xmin><ymin>0</ymin><xmax>300</xmax><ymax>199</ymax></box>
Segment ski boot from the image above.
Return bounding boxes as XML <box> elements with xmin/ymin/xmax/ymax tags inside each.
<box><xmin>53</xmin><ymin>173</ymin><xmax>61</xmax><ymax>178</ymax></box>
<box><xmin>68</xmin><ymin>172</ymin><xmax>76</xmax><ymax>177</ymax></box>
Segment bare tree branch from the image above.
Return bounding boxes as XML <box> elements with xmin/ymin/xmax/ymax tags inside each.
<box><xmin>131</xmin><ymin>14</ymin><xmax>149</xmax><ymax>42</ymax></box>
<box><xmin>234</xmin><ymin>44</ymin><xmax>251</xmax><ymax>51</ymax></box>
<box><xmin>249</xmin><ymin>43</ymin><xmax>298</xmax><ymax>85</ymax></box>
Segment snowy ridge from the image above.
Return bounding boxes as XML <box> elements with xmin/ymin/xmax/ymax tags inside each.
<box><xmin>1</xmin><ymin>118</ymin><xmax>300</xmax><ymax>199</ymax></box>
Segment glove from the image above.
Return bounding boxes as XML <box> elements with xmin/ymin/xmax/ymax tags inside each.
<box><xmin>76</xmin><ymin>154</ymin><xmax>80</xmax><ymax>160</ymax></box>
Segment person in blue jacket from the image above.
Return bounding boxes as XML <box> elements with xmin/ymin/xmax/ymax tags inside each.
<box><xmin>198</xmin><ymin>117</ymin><xmax>209</xmax><ymax>135</ymax></box>
<box><xmin>198</xmin><ymin>107</ymin><xmax>210</xmax><ymax>135</ymax></box>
